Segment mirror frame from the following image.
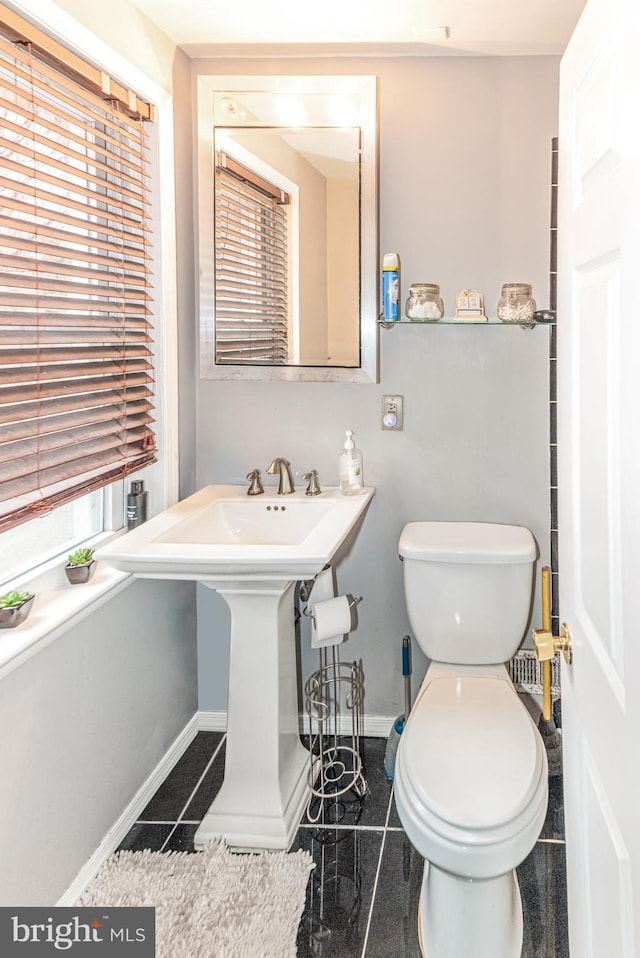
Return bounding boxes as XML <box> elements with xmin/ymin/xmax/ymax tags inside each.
<box><xmin>196</xmin><ymin>75</ymin><xmax>379</xmax><ymax>384</ymax></box>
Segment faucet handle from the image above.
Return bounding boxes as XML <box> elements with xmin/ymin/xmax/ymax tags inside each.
<box><xmin>302</xmin><ymin>470</ymin><xmax>321</xmax><ymax>496</ymax></box>
<box><xmin>246</xmin><ymin>469</ymin><xmax>264</xmax><ymax>496</ymax></box>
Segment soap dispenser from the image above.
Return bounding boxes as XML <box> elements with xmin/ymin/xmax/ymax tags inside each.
<box><xmin>339</xmin><ymin>430</ymin><xmax>365</xmax><ymax>495</ymax></box>
<box><xmin>127</xmin><ymin>480</ymin><xmax>148</xmax><ymax>530</ymax></box>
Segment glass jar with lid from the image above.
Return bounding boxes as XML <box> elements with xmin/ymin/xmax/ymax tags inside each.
<box><xmin>405</xmin><ymin>283</ymin><xmax>444</xmax><ymax>321</ymax></box>
<box><xmin>497</xmin><ymin>283</ymin><xmax>536</xmax><ymax>325</ymax></box>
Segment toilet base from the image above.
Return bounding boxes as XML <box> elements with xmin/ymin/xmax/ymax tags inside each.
<box><xmin>418</xmin><ymin>860</ymin><xmax>523</xmax><ymax>958</ymax></box>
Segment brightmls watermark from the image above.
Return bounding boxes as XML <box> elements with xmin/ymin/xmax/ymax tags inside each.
<box><xmin>0</xmin><ymin>908</ymin><xmax>155</xmax><ymax>955</ymax></box>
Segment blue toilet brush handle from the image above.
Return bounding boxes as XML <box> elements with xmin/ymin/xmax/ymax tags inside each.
<box><xmin>402</xmin><ymin>635</ymin><xmax>412</xmax><ymax>719</ymax></box>
<box><xmin>383</xmin><ymin>635</ymin><xmax>412</xmax><ymax>781</ymax></box>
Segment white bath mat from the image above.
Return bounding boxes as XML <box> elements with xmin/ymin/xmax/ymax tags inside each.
<box><xmin>77</xmin><ymin>838</ymin><xmax>314</xmax><ymax>957</ymax></box>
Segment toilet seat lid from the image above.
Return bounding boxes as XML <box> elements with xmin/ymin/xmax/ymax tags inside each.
<box><xmin>402</xmin><ymin>676</ymin><xmax>544</xmax><ymax>831</ymax></box>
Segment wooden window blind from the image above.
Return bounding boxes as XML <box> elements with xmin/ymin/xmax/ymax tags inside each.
<box><xmin>215</xmin><ymin>152</ymin><xmax>289</xmax><ymax>364</ymax></box>
<box><xmin>0</xmin><ymin>5</ymin><xmax>156</xmax><ymax>534</ymax></box>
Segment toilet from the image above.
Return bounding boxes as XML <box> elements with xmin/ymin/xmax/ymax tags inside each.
<box><xmin>394</xmin><ymin>521</ymin><xmax>548</xmax><ymax>958</ymax></box>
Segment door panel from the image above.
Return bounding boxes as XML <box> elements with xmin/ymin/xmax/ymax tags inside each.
<box><xmin>559</xmin><ymin>0</ymin><xmax>640</xmax><ymax>954</ymax></box>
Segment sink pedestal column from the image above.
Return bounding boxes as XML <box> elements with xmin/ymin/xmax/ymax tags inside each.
<box><xmin>194</xmin><ymin>578</ymin><xmax>310</xmax><ymax>851</ymax></box>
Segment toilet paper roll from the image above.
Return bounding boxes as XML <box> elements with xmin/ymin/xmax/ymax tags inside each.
<box><xmin>311</xmin><ymin>594</ymin><xmax>351</xmax><ymax>648</ymax></box>
<box><xmin>308</xmin><ymin>564</ymin><xmax>335</xmax><ymax>605</ymax></box>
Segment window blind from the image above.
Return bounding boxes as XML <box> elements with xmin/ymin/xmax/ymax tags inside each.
<box><xmin>215</xmin><ymin>152</ymin><xmax>289</xmax><ymax>364</ymax></box>
<box><xmin>0</xmin><ymin>6</ymin><xmax>156</xmax><ymax>534</ymax></box>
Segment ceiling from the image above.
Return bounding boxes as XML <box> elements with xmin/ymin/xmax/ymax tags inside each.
<box><xmin>129</xmin><ymin>0</ymin><xmax>587</xmax><ymax>58</ymax></box>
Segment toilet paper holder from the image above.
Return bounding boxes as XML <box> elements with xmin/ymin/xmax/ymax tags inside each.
<box><xmin>302</xmin><ymin>594</ymin><xmax>362</xmax><ymax>622</ymax></box>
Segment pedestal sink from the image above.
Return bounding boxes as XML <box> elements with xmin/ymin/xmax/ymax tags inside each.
<box><xmin>98</xmin><ymin>484</ymin><xmax>375</xmax><ymax>850</ymax></box>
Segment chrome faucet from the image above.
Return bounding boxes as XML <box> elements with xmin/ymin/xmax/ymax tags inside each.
<box><xmin>266</xmin><ymin>457</ymin><xmax>295</xmax><ymax>494</ymax></box>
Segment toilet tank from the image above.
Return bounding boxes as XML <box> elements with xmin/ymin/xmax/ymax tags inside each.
<box><xmin>399</xmin><ymin>522</ymin><xmax>537</xmax><ymax>665</ymax></box>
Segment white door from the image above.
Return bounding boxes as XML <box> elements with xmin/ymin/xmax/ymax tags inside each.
<box><xmin>558</xmin><ymin>0</ymin><xmax>640</xmax><ymax>954</ymax></box>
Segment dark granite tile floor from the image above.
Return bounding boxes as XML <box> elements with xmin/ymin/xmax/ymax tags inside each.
<box><xmin>118</xmin><ymin>732</ymin><xmax>569</xmax><ymax>957</ymax></box>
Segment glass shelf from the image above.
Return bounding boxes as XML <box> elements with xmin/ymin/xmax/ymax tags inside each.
<box><xmin>378</xmin><ymin>316</ymin><xmax>555</xmax><ymax>329</ymax></box>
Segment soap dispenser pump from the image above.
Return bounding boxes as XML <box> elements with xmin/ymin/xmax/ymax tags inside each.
<box><xmin>339</xmin><ymin>430</ymin><xmax>365</xmax><ymax>495</ymax></box>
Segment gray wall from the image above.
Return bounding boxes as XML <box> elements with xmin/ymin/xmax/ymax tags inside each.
<box><xmin>173</xmin><ymin>48</ymin><xmax>198</xmax><ymax>498</ymax></box>
<box><xmin>0</xmin><ymin>579</ymin><xmax>197</xmax><ymax>905</ymax></box>
<box><xmin>192</xmin><ymin>56</ymin><xmax>559</xmax><ymax>720</ymax></box>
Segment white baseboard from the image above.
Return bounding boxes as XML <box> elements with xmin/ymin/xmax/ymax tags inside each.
<box><xmin>197</xmin><ymin>709</ymin><xmax>228</xmax><ymax>732</ymax></box>
<box><xmin>197</xmin><ymin>709</ymin><xmax>395</xmax><ymax>738</ymax></box>
<box><xmin>58</xmin><ymin>714</ymin><xmax>199</xmax><ymax>905</ymax></box>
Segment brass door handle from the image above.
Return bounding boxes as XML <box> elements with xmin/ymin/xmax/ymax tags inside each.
<box><xmin>533</xmin><ymin>622</ymin><xmax>573</xmax><ymax>665</ymax></box>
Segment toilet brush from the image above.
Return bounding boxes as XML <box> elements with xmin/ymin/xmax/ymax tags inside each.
<box><xmin>384</xmin><ymin>635</ymin><xmax>412</xmax><ymax>781</ymax></box>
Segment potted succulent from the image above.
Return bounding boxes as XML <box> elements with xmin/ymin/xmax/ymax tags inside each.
<box><xmin>0</xmin><ymin>590</ymin><xmax>35</xmax><ymax>629</ymax></box>
<box><xmin>65</xmin><ymin>547</ymin><xmax>97</xmax><ymax>585</ymax></box>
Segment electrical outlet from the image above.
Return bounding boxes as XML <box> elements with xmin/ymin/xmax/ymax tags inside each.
<box><xmin>382</xmin><ymin>395</ymin><xmax>403</xmax><ymax>430</ymax></box>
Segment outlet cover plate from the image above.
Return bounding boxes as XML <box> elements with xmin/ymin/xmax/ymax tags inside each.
<box><xmin>382</xmin><ymin>395</ymin><xmax>403</xmax><ymax>430</ymax></box>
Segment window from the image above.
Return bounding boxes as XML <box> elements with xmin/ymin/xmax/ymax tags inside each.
<box><xmin>0</xmin><ymin>4</ymin><xmax>157</xmax><ymax>536</ymax></box>
<box><xmin>0</xmin><ymin>489</ymin><xmax>104</xmax><ymax>584</ymax></box>
<box><xmin>214</xmin><ymin>151</ymin><xmax>290</xmax><ymax>364</ymax></box>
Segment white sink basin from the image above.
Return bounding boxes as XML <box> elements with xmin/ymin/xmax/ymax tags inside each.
<box><xmin>98</xmin><ymin>484</ymin><xmax>375</xmax><ymax>580</ymax></box>
<box><xmin>156</xmin><ymin>496</ymin><xmax>332</xmax><ymax>546</ymax></box>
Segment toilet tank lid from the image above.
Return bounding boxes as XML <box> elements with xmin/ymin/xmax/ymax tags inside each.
<box><xmin>399</xmin><ymin>522</ymin><xmax>536</xmax><ymax>564</ymax></box>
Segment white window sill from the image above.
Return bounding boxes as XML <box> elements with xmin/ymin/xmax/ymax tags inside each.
<box><xmin>0</xmin><ymin>535</ymin><xmax>133</xmax><ymax>681</ymax></box>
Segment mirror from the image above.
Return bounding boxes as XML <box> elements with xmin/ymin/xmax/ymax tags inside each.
<box><xmin>214</xmin><ymin>126</ymin><xmax>360</xmax><ymax>368</ymax></box>
<box><xmin>196</xmin><ymin>76</ymin><xmax>378</xmax><ymax>383</ymax></box>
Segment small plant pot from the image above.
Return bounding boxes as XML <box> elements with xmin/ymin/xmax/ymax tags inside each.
<box><xmin>65</xmin><ymin>560</ymin><xmax>97</xmax><ymax>585</ymax></box>
<box><xmin>0</xmin><ymin>594</ymin><xmax>35</xmax><ymax>629</ymax></box>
